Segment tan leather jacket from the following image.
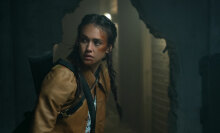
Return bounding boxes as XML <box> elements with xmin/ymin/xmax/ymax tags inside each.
<box><xmin>30</xmin><ymin>61</ymin><xmax>111</xmax><ymax>133</ymax></box>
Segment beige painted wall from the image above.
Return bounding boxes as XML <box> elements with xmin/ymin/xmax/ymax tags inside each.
<box><xmin>118</xmin><ymin>1</ymin><xmax>170</xmax><ymax>133</ymax></box>
<box><xmin>118</xmin><ymin>0</ymin><xmax>151</xmax><ymax>132</ymax></box>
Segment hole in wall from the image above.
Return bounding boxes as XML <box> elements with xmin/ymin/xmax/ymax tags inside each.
<box><xmin>56</xmin><ymin>0</ymin><xmax>176</xmax><ymax>133</ymax></box>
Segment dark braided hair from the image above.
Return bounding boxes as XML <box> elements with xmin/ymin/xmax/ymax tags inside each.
<box><xmin>67</xmin><ymin>14</ymin><xmax>122</xmax><ymax>119</ymax></box>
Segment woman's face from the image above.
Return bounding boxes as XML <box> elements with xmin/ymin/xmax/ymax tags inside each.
<box><xmin>79</xmin><ymin>24</ymin><xmax>111</xmax><ymax>68</ymax></box>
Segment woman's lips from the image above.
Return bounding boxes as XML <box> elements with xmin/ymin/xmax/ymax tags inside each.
<box><xmin>84</xmin><ymin>54</ymin><xmax>93</xmax><ymax>60</ymax></box>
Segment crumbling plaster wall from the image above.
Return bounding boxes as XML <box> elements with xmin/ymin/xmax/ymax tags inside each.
<box><xmin>130</xmin><ymin>0</ymin><xmax>220</xmax><ymax>133</ymax></box>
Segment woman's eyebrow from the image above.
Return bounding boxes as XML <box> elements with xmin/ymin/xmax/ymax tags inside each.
<box><xmin>80</xmin><ymin>34</ymin><xmax>88</xmax><ymax>38</ymax></box>
<box><xmin>93</xmin><ymin>38</ymin><xmax>102</xmax><ymax>43</ymax></box>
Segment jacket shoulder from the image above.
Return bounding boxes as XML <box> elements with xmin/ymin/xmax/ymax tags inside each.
<box><xmin>40</xmin><ymin>64</ymin><xmax>77</xmax><ymax>102</ymax></box>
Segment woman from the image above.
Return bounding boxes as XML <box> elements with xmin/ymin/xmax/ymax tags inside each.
<box><xmin>31</xmin><ymin>14</ymin><xmax>121</xmax><ymax>133</ymax></box>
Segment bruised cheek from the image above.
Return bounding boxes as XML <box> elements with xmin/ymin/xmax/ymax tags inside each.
<box><xmin>98</xmin><ymin>45</ymin><xmax>108</xmax><ymax>52</ymax></box>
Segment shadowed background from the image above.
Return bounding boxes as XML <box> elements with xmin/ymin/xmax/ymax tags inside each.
<box><xmin>1</xmin><ymin>0</ymin><xmax>220</xmax><ymax>133</ymax></box>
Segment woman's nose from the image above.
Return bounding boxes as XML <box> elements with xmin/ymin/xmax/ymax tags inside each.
<box><xmin>86</xmin><ymin>41</ymin><xmax>93</xmax><ymax>51</ymax></box>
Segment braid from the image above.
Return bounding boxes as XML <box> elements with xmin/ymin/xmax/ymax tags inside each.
<box><xmin>106</xmin><ymin>53</ymin><xmax>122</xmax><ymax>120</ymax></box>
<box><xmin>74</xmin><ymin>68</ymin><xmax>82</xmax><ymax>98</ymax></box>
<box><xmin>67</xmin><ymin>42</ymin><xmax>82</xmax><ymax>98</ymax></box>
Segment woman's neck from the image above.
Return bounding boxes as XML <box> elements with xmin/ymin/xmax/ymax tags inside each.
<box><xmin>89</xmin><ymin>61</ymin><xmax>101</xmax><ymax>74</ymax></box>
<box><xmin>81</xmin><ymin>61</ymin><xmax>101</xmax><ymax>74</ymax></box>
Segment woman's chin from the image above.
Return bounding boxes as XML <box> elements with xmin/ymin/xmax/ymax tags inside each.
<box><xmin>83</xmin><ymin>60</ymin><xmax>94</xmax><ymax>66</ymax></box>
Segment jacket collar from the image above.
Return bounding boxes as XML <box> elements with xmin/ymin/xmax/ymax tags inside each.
<box><xmin>80</xmin><ymin>61</ymin><xmax>111</xmax><ymax>94</ymax></box>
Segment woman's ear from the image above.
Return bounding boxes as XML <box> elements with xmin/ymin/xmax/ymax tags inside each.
<box><xmin>106</xmin><ymin>45</ymin><xmax>112</xmax><ymax>54</ymax></box>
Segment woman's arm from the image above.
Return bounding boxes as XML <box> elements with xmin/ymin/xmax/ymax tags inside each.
<box><xmin>31</xmin><ymin>65</ymin><xmax>77</xmax><ymax>133</ymax></box>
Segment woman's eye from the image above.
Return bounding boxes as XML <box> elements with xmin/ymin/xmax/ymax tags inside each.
<box><xmin>94</xmin><ymin>40</ymin><xmax>102</xmax><ymax>46</ymax></box>
<box><xmin>80</xmin><ymin>38</ymin><xmax>88</xmax><ymax>43</ymax></box>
